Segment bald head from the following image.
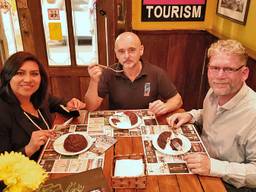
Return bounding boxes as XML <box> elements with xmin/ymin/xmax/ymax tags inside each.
<box><xmin>115</xmin><ymin>32</ymin><xmax>142</xmax><ymax>49</ymax></box>
<box><xmin>114</xmin><ymin>32</ymin><xmax>144</xmax><ymax>69</ymax></box>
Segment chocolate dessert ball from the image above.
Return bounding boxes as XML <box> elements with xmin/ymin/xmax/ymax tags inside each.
<box><xmin>64</xmin><ymin>134</ymin><xmax>88</xmax><ymax>152</ymax></box>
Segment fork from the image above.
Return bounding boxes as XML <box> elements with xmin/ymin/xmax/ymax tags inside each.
<box><xmin>97</xmin><ymin>64</ymin><xmax>124</xmax><ymax>73</ymax></box>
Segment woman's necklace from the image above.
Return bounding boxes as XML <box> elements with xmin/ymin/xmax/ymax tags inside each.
<box><xmin>23</xmin><ymin>109</ymin><xmax>50</xmax><ymax>130</ymax></box>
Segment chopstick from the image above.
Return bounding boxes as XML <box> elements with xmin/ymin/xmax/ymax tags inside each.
<box><xmin>62</xmin><ymin>117</ymin><xmax>73</xmax><ymax>126</ymax></box>
<box><xmin>60</xmin><ymin>104</ymin><xmax>70</xmax><ymax>113</ymax></box>
<box><xmin>53</xmin><ymin>117</ymin><xmax>73</xmax><ymax>131</ymax></box>
<box><xmin>97</xmin><ymin>64</ymin><xmax>124</xmax><ymax>73</ymax></box>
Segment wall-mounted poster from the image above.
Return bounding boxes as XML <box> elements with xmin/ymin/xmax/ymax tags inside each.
<box><xmin>141</xmin><ymin>0</ymin><xmax>207</xmax><ymax>22</ymax></box>
<box><xmin>217</xmin><ymin>0</ymin><xmax>250</xmax><ymax>25</ymax></box>
<box><xmin>48</xmin><ymin>8</ymin><xmax>60</xmax><ymax>20</ymax></box>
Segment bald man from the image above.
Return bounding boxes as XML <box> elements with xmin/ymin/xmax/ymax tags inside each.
<box><xmin>85</xmin><ymin>32</ymin><xmax>182</xmax><ymax>115</ymax></box>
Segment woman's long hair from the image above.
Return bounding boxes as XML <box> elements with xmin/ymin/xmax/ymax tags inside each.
<box><xmin>0</xmin><ymin>51</ymin><xmax>48</xmax><ymax>108</ymax></box>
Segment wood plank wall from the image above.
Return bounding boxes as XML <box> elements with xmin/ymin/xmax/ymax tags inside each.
<box><xmin>136</xmin><ymin>30</ymin><xmax>212</xmax><ymax>110</ymax></box>
<box><xmin>247</xmin><ymin>58</ymin><xmax>256</xmax><ymax>91</ymax></box>
<box><xmin>135</xmin><ymin>30</ymin><xmax>256</xmax><ymax>111</ymax></box>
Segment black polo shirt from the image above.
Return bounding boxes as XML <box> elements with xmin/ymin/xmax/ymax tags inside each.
<box><xmin>98</xmin><ymin>61</ymin><xmax>177</xmax><ymax>110</ymax></box>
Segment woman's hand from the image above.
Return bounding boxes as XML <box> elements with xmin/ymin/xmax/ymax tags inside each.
<box><xmin>25</xmin><ymin>130</ymin><xmax>55</xmax><ymax>157</ymax></box>
<box><xmin>66</xmin><ymin>98</ymin><xmax>86</xmax><ymax>110</ymax></box>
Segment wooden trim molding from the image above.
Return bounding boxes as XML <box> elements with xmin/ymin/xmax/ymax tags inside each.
<box><xmin>65</xmin><ymin>0</ymin><xmax>76</xmax><ymax>66</ymax></box>
<box><xmin>48</xmin><ymin>67</ymin><xmax>89</xmax><ymax>76</ymax></box>
<box><xmin>0</xmin><ymin>39</ymin><xmax>6</xmax><ymax>66</ymax></box>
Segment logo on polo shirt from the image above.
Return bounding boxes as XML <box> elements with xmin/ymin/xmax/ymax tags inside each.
<box><xmin>144</xmin><ymin>82</ymin><xmax>150</xmax><ymax>96</ymax></box>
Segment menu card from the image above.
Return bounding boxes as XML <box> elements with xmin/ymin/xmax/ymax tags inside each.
<box><xmin>36</xmin><ymin>168</ymin><xmax>111</xmax><ymax>192</ymax></box>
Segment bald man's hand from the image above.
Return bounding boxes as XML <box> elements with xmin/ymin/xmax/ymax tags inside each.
<box><xmin>149</xmin><ymin>100</ymin><xmax>169</xmax><ymax>115</ymax></box>
<box><xmin>88</xmin><ymin>64</ymin><xmax>102</xmax><ymax>82</ymax></box>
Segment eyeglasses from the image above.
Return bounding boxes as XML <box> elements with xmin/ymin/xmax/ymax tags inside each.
<box><xmin>208</xmin><ymin>65</ymin><xmax>245</xmax><ymax>74</ymax></box>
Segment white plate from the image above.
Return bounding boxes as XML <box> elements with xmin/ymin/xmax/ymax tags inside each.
<box><xmin>109</xmin><ymin>112</ymin><xmax>142</xmax><ymax>129</ymax></box>
<box><xmin>53</xmin><ymin>132</ymin><xmax>95</xmax><ymax>156</ymax></box>
<box><xmin>152</xmin><ymin>132</ymin><xmax>191</xmax><ymax>155</ymax></box>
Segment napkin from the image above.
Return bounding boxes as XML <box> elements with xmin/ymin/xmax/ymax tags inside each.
<box><xmin>114</xmin><ymin>159</ymin><xmax>144</xmax><ymax>177</ymax></box>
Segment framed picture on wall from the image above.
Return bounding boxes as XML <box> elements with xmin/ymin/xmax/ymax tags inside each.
<box><xmin>217</xmin><ymin>0</ymin><xmax>250</xmax><ymax>25</ymax></box>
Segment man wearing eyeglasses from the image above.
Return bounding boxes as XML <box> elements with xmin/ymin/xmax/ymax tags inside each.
<box><xmin>167</xmin><ymin>39</ymin><xmax>256</xmax><ymax>191</ymax></box>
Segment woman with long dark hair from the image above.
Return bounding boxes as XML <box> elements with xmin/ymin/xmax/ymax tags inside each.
<box><xmin>0</xmin><ymin>51</ymin><xmax>86</xmax><ymax>161</ymax></box>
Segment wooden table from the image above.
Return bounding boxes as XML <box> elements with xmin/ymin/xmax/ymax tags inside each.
<box><xmin>51</xmin><ymin>111</ymin><xmax>227</xmax><ymax>192</ymax></box>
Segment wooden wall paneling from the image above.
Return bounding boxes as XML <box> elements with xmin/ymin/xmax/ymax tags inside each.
<box><xmin>166</xmin><ymin>31</ymin><xmax>217</xmax><ymax>110</ymax></box>
<box><xmin>166</xmin><ymin>32</ymin><xmax>189</xmax><ymax>102</ymax></box>
<box><xmin>165</xmin><ymin>32</ymin><xmax>205</xmax><ymax>110</ymax></box>
<box><xmin>136</xmin><ymin>30</ymin><xmax>214</xmax><ymax>110</ymax></box>
<box><xmin>138</xmin><ymin>32</ymin><xmax>169</xmax><ymax>70</ymax></box>
<box><xmin>16</xmin><ymin>1</ymin><xmax>36</xmax><ymax>54</ymax></box>
<box><xmin>247</xmin><ymin>58</ymin><xmax>256</xmax><ymax>91</ymax></box>
<box><xmin>48</xmin><ymin>67</ymin><xmax>89</xmax><ymax>77</ymax></box>
<box><xmin>48</xmin><ymin>67</ymin><xmax>88</xmax><ymax>100</ymax></box>
<box><xmin>50</xmin><ymin>76</ymin><xmax>81</xmax><ymax>101</ymax></box>
<box><xmin>180</xmin><ymin>32</ymin><xmax>212</xmax><ymax>110</ymax></box>
<box><xmin>27</xmin><ymin>0</ymin><xmax>48</xmax><ymax>68</ymax></box>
